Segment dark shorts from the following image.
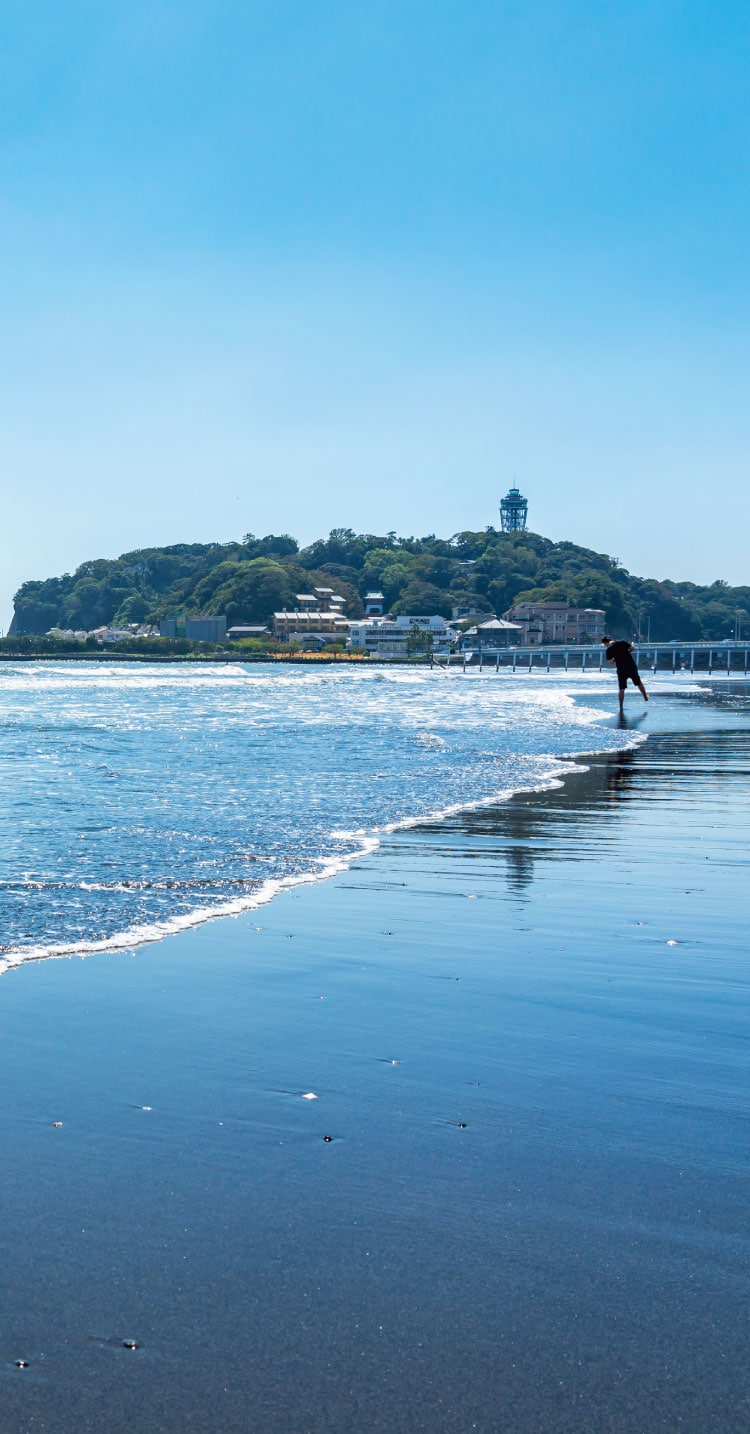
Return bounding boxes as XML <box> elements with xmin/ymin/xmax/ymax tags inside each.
<box><xmin>615</xmin><ymin>662</ymin><xmax>639</xmax><ymax>687</ymax></box>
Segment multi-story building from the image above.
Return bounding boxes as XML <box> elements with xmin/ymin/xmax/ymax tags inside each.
<box><xmin>266</xmin><ymin>587</ymin><xmax>349</xmax><ymax>643</ymax></box>
<box><xmin>273</xmin><ymin>609</ymin><xmax>351</xmax><ymax>642</ymax></box>
<box><xmin>347</xmin><ymin>614</ymin><xmax>452</xmax><ymax>658</ymax></box>
<box><xmin>295</xmin><ymin>589</ymin><xmax>346</xmax><ymax>609</ymax></box>
<box><xmin>311</xmin><ymin>587</ymin><xmax>345</xmax><ymax>609</ymax></box>
<box><xmin>502</xmin><ymin>602</ymin><xmax>606</xmax><ymax>646</ymax></box>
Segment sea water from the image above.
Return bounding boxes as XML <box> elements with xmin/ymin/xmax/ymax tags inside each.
<box><xmin>0</xmin><ymin>662</ymin><xmax>647</xmax><ymax>969</ymax></box>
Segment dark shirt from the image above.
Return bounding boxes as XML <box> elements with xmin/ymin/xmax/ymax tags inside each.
<box><xmin>606</xmin><ymin>640</ymin><xmax>638</xmax><ymax>674</ymax></box>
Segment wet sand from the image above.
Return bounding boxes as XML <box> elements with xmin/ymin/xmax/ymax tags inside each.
<box><xmin>0</xmin><ymin>686</ymin><xmax>748</xmax><ymax>1432</ymax></box>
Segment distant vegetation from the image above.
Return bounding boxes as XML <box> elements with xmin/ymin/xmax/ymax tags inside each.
<box><xmin>9</xmin><ymin>527</ymin><xmax>750</xmax><ymax>642</ymax></box>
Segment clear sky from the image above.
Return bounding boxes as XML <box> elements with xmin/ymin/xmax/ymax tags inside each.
<box><xmin>2</xmin><ymin>0</ymin><xmax>749</xmax><ymax>627</ymax></box>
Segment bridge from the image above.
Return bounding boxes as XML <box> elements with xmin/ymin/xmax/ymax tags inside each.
<box><xmin>452</xmin><ymin>642</ymin><xmax>750</xmax><ymax>674</ymax></box>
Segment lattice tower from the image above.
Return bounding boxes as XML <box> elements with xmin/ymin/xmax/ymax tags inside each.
<box><xmin>499</xmin><ymin>486</ymin><xmax>528</xmax><ymax>532</ymax></box>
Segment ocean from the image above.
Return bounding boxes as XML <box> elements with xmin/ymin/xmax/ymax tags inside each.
<box><xmin>0</xmin><ymin>661</ymin><xmax>648</xmax><ymax>969</ymax></box>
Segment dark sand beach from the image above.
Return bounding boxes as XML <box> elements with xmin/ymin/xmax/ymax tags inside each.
<box><xmin>0</xmin><ymin>686</ymin><xmax>748</xmax><ymax>1433</ymax></box>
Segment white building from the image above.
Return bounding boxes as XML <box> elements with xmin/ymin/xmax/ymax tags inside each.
<box><xmin>94</xmin><ymin>627</ymin><xmax>136</xmax><ymax>643</ymax></box>
<box><xmin>348</xmin><ymin>614</ymin><xmax>452</xmax><ymax>658</ymax></box>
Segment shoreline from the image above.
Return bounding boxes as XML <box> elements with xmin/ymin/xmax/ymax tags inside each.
<box><xmin>2</xmin><ymin>674</ymin><xmax>737</xmax><ymax>976</ymax></box>
<box><xmin>0</xmin><ymin>650</ymin><xmax>373</xmax><ymax>663</ymax></box>
<box><xmin>0</xmin><ymin>714</ymin><xmax>648</xmax><ymax>974</ymax></box>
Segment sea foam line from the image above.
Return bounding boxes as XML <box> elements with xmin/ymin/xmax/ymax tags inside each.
<box><xmin>0</xmin><ymin>838</ymin><xmax>380</xmax><ymax>975</ymax></box>
<box><xmin>0</xmin><ymin>724</ymin><xmax>647</xmax><ymax>975</ymax></box>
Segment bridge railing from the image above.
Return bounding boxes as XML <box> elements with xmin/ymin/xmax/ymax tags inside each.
<box><xmin>450</xmin><ymin>643</ymin><xmax>750</xmax><ymax>674</ymax></box>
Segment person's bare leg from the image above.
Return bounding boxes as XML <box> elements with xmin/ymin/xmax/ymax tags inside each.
<box><xmin>636</xmin><ymin>679</ymin><xmax>648</xmax><ymax>702</ymax></box>
<box><xmin>619</xmin><ymin>687</ymin><xmax>626</xmax><ymax>714</ymax></box>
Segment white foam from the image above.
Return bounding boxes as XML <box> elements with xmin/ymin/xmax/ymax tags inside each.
<box><xmin>0</xmin><ymin>732</ymin><xmax>648</xmax><ymax>975</ymax></box>
<box><xmin>0</xmin><ymin>662</ymin><xmax>661</xmax><ymax>975</ymax></box>
<box><xmin>0</xmin><ymin>836</ymin><xmax>381</xmax><ymax>974</ymax></box>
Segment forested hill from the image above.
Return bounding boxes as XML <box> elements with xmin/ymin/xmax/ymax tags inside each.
<box><xmin>10</xmin><ymin>527</ymin><xmax>749</xmax><ymax>641</ymax></box>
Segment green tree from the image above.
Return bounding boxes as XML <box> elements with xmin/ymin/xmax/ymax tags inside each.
<box><xmin>200</xmin><ymin>558</ymin><xmax>301</xmax><ymax>626</ymax></box>
<box><xmin>406</xmin><ymin>623</ymin><xmax>434</xmax><ymax>656</ymax></box>
<box><xmin>391</xmin><ymin>583</ymin><xmax>453</xmax><ymax>620</ymax></box>
<box><xmin>9</xmin><ymin>525</ymin><xmax>749</xmax><ymax>643</ymax></box>
<box><xmin>112</xmin><ymin>594</ymin><xmax>151</xmax><ymax>625</ymax></box>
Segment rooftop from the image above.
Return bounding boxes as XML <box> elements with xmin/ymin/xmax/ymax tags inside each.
<box><xmin>274</xmin><ymin>611</ymin><xmax>352</xmax><ymax>621</ymax></box>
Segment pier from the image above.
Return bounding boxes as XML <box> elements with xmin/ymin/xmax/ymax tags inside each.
<box><xmin>454</xmin><ymin>642</ymin><xmax>750</xmax><ymax>674</ymax></box>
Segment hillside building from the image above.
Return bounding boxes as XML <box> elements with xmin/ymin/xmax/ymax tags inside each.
<box><xmin>502</xmin><ymin>602</ymin><xmax>605</xmax><ymax>646</ymax></box>
<box><xmin>273</xmin><ymin>609</ymin><xmax>351</xmax><ymax>642</ymax></box>
<box><xmin>295</xmin><ymin>589</ymin><xmax>345</xmax><ymax>609</ymax></box>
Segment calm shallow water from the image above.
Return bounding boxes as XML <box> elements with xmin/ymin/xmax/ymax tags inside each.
<box><xmin>0</xmin><ymin>661</ymin><xmax>676</xmax><ymax>967</ymax></box>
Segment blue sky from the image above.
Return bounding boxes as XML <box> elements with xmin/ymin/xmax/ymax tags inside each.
<box><xmin>2</xmin><ymin>0</ymin><xmax>749</xmax><ymax>625</ymax></box>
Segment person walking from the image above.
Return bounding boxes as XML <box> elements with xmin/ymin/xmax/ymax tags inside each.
<box><xmin>601</xmin><ymin>635</ymin><xmax>648</xmax><ymax>715</ymax></box>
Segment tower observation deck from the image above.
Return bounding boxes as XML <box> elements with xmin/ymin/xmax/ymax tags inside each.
<box><xmin>500</xmin><ymin>486</ymin><xmax>528</xmax><ymax>532</ymax></box>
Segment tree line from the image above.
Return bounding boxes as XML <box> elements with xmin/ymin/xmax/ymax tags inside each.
<box><xmin>9</xmin><ymin>527</ymin><xmax>750</xmax><ymax>643</ymax></box>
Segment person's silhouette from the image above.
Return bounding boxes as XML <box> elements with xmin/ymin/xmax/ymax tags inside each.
<box><xmin>602</xmin><ymin>636</ymin><xmax>648</xmax><ymax>715</ymax></box>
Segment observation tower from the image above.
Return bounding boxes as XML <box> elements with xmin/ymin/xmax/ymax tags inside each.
<box><xmin>499</xmin><ymin>485</ymin><xmax>528</xmax><ymax>532</ymax></box>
